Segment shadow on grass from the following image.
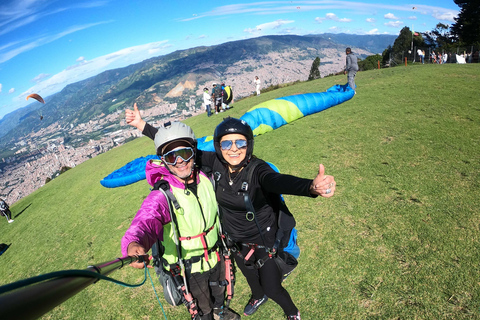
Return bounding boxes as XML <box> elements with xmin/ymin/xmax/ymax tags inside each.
<box><xmin>13</xmin><ymin>203</ymin><xmax>32</xmax><ymax>219</ymax></box>
<box><xmin>0</xmin><ymin>243</ymin><xmax>11</xmax><ymax>257</ymax></box>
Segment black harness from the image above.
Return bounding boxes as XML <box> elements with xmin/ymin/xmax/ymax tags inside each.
<box><xmin>213</xmin><ymin>158</ymin><xmax>296</xmax><ymax>270</ymax></box>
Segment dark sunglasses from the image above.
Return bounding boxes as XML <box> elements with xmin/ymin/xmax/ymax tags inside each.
<box><xmin>162</xmin><ymin>147</ymin><xmax>194</xmax><ymax>165</ymax></box>
<box><xmin>220</xmin><ymin>139</ymin><xmax>247</xmax><ymax>150</ymax></box>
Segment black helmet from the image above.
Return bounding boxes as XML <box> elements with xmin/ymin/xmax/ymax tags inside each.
<box><xmin>214</xmin><ymin>117</ymin><xmax>254</xmax><ymax>163</ymax></box>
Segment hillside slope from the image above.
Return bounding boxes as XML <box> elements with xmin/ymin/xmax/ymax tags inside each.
<box><xmin>0</xmin><ymin>34</ymin><xmax>394</xmax><ymax>144</ymax></box>
<box><xmin>1</xmin><ymin>64</ymin><xmax>478</xmax><ymax>320</ymax></box>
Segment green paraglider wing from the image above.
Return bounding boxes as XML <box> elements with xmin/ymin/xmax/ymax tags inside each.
<box><xmin>197</xmin><ymin>83</ymin><xmax>354</xmax><ymax>151</ymax></box>
<box><xmin>102</xmin><ymin>84</ymin><xmax>354</xmax><ymax>188</ymax></box>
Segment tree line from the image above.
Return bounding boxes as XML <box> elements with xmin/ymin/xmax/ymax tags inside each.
<box><xmin>381</xmin><ymin>1</ymin><xmax>479</xmax><ymax>67</ymax></box>
<box><xmin>306</xmin><ymin>1</ymin><xmax>478</xmax><ymax>76</ymax></box>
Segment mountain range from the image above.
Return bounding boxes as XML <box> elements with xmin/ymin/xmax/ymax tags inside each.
<box><xmin>0</xmin><ymin>33</ymin><xmax>395</xmax><ymax>151</ymax></box>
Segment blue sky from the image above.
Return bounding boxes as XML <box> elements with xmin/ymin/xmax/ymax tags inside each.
<box><xmin>0</xmin><ymin>0</ymin><xmax>459</xmax><ymax>119</ymax></box>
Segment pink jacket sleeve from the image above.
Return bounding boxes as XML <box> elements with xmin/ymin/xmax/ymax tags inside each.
<box><xmin>121</xmin><ymin>190</ymin><xmax>172</xmax><ymax>256</ymax></box>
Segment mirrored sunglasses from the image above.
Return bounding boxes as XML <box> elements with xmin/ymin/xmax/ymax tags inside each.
<box><xmin>162</xmin><ymin>147</ymin><xmax>194</xmax><ymax>165</ymax></box>
<box><xmin>220</xmin><ymin>139</ymin><xmax>247</xmax><ymax>151</ymax></box>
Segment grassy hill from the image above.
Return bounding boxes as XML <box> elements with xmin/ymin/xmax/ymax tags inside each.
<box><xmin>1</xmin><ymin>64</ymin><xmax>479</xmax><ymax>320</ymax></box>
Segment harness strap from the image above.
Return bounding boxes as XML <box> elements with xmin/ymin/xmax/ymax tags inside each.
<box><xmin>209</xmin><ymin>280</ymin><xmax>229</xmax><ymax>287</ymax></box>
<box><xmin>163</xmin><ymin>244</ymin><xmax>220</xmax><ymax>273</ymax></box>
<box><xmin>154</xmin><ymin>180</ymin><xmax>181</xmax><ymax>211</ymax></box>
<box><xmin>178</xmin><ymin>224</ymin><xmax>216</xmax><ymax>261</ymax></box>
<box><xmin>227</xmin><ymin>237</ymin><xmax>273</xmax><ymax>270</ymax></box>
<box><xmin>235</xmin><ymin>247</ymin><xmax>272</xmax><ymax>270</ymax></box>
<box><xmin>244</xmin><ymin>246</ymin><xmax>255</xmax><ymax>261</ymax></box>
<box><xmin>240</xmin><ymin>164</ymin><xmax>274</xmax><ymax>270</ymax></box>
<box><xmin>169</xmin><ymin>266</ymin><xmax>200</xmax><ymax>319</ymax></box>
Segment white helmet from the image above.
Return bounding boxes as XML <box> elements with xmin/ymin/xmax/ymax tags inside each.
<box><xmin>154</xmin><ymin>121</ymin><xmax>196</xmax><ymax>155</ymax></box>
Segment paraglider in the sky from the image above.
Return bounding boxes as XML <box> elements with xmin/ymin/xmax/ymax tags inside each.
<box><xmin>26</xmin><ymin>93</ymin><xmax>45</xmax><ymax>120</ymax></box>
<box><xmin>26</xmin><ymin>93</ymin><xmax>45</xmax><ymax>104</ymax></box>
<box><xmin>100</xmin><ymin>83</ymin><xmax>355</xmax><ymax>188</ymax></box>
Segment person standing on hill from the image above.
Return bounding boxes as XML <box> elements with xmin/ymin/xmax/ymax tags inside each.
<box><xmin>212</xmin><ymin>83</ymin><xmax>224</xmax><ymax>114</ymax></box>
<box><xmin>203</xmin><ymin>87</ymin><xmax>212</xmax><ymax>117</ymax></box>
<box><xmin>417</xmin><ymin>48</ymin><xmax>424</xmax><ymax>64</ymax></box>
<box><xmin>254</xmin><ymin>76</ymin><xmax>261</xmax><ymax>96</ymax></box>
<box><xmin>0</xmin><ymin>198</ymin><xmax>13</xmax><ymax>223</ymax></box>
<box><xmin>344</xmin><ymin>47</ymin><xmax>358</xmax><ymax>92</ymax></box>
<box><xmin>121</xmin><ymin>121</ymin><xmax>240</xmax><ymax>320</ymax></box>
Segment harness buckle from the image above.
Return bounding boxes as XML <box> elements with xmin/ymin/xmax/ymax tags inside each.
<box><xmin>246</xmin><ymin>211</ymin><xmax>254</xmax><ymax>221</ymax></box>
<box><xmin>241</xmin><ymin>181</ymin><xmax>248</xmax><ymax>192</ymax></box>
<box><xmin>255</xmin><ymin>258</ymin><xmax>266</xmax><ymax>269</ymax></box>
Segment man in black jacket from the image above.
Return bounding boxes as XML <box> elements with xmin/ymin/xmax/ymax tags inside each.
<box><xmin>344</xmin><ymin>47</ymin><xmax>358</xmax><ymax>92</ymax></box>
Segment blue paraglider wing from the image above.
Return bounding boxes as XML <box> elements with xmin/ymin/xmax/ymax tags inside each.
<box><xmin>100</xmin><ymin>155</ymin><xmax>159</xmax><ymax>188</ymax></box>
<box><xmin>101</xmin><ymin>84</ymin><xmax>354</xmax><ymax>187</ymax></box>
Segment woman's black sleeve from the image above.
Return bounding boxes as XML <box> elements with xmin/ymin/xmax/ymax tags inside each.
<box><xmin>196</xmin><ymin>150</ymin><xmax>217</xmax><ymax>169</ymax></box>
<box><xmin>256</xmin><ymin>161</ymin><xmax>315</xmax><ymax>197</ymax></box>
<box><xmin>142</xmin><ymin>122</ymin><xmax>158</xmax><ymax>140</ymax></box>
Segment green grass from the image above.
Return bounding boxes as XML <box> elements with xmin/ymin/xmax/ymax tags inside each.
<box><xmin>1</xmin><ymin>64</ymin><xmax>479</xmax><ymax>320</ymax></box>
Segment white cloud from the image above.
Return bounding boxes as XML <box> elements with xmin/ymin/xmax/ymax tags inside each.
<box><xmin>366</xmin><ymin>18</ymin><xmax>376</xmax><ymax>23</ymax></box>
<box><xmin>0</xmin><ymin>21</ymin><xmax>113</xmax><ymax>64</ymax></box>
<box><xmin>0</xmin><ymin>1</ymin><xmax>108</xmax><ymax>36</ymax></box>
<box><xmin>384</xmin><ymin>21</ymin><xmax>403</xmax><ymax>28</ymax></box>
<box><xmin>198</xmin><ymin>35</ymin><xmax>206</xmax><ymax>39</ymax></box>
<box><xmin>326</xmin><ymin>13</ymin><xmax>337</xmax><ymax>20</ymax></box>
<box><xmin>244</xmin><ymin>19</ymin><xmax>294</xmax><ymax>34</ymax></box>
<box><xmin>316</xmin><ymin>13</ymin><xmax>351</xmax><ymax>23</ymax></box>
<box><xmin>9</xmin><ymin>88</ymin><xmax>15</xmax><ymax>94</ymax></box>
<box><xmin>409</xmin><ymin>16</ymin><xmax>417</xmax><ymax>20</ymax></box>
<box><xmin>185</xmin><ymin>2</ymin><xmax>459</xmax><ymax>27</ymax></box>
<box><xmin>32</xmin><ymin>73</ymin><xmax>51</xmax><ymax>83</ymax></box>
<box><xmin>433</xmin><ymin>11</ymin><xmax>456</xmax><ymax>22</ymax></box>
<box><xmin>76</xmin><ymin>56</ymin><xmax>86</xmax><ymax>62</ymax></box>
<box><xmin>384</xmin><ymin>13</ymin><xmax>399</xmax><ymax>20</ymax></box>
<box><xmin>367</xmin><ymin>29</ymin><xmax>379</xmax><ymax>34</ymax></box>
<box><xmin>19</xmin><ymin>40</ymin><xmax>171</xmax><ymax>102</ymax></box>
<box><xmin>257</xmin><ymin>19</ymin><xmax>294</xmax><ymax>30</ymax></box>
<box><xmin>0</xmin><ymin>83</ymin><xmax>2</xmax><ymax>93</ymax></box>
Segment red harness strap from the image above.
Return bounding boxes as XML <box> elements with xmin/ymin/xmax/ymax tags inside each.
<box><xmin>178</xmin><ymin>224</ymin><xmax>216</xmax><ymax>261</ymax></box>
<box><xmin>244</xmin><ymin>245</ymin><xmax>256</xmax><ymax>261</ymax></box>
<box><xmin>236</xmin><ymin>242</ymin><xmax>273</xmax><ymax>269</ymax></box>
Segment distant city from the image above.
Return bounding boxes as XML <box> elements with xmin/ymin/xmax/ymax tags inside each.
<box><xmin>0</xmin><ymin>43</ymin><xmax>362</xmax><ymax>205</ymax></box>
<box><xmin>0</xmin><ymin>100</ymin><xmax>202</xmax><ymax>205</ymax></box>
